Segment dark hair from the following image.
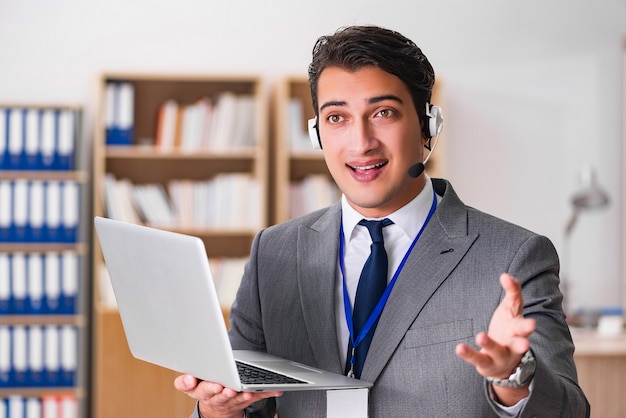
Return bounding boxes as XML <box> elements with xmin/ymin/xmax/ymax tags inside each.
<box><xmin>308</xmin><ymin>25</ymin><xmax>435</xmax><ymax>127</ymax></box>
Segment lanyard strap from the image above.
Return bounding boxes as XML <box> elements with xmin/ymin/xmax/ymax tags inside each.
<box><xmin>340</xmin><ymin>189</ymin><xmax>438</xmax><ymax>352</ymax></box>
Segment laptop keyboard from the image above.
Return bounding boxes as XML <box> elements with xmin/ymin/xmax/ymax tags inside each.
<box><xmin>236</xmin><ymin>361</ymin><xmax>308</xmax><ymax>385</ymax></box>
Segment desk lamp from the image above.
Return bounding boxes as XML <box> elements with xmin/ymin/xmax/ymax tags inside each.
<box><xmin>562</xmin><ymin>165</ymin><xmax>610</xmax><ymax>321</ymax></box>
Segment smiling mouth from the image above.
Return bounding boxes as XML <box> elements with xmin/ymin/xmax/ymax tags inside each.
<box><xmin>347</xmin><ymin>161</ymin><xmax>387</xmax><ymax>172</ymax></box>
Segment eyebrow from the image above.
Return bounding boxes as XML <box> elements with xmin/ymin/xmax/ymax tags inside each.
<box><xmin>319</xmin><ymin>94</ymin><xmax>404</xmax><ymax>112</ymax></box>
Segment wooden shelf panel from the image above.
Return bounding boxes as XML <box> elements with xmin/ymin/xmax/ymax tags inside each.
<box><xmin>0</xmin><ymin>170</ymin><xmax>89</xmax><ymax>182</ymax></box>
<box><xmin>0</xmin><ymin>387</ymin><xmax>83</xmax><ymax>398</ymax></box>
<box><xmin>105</xmin><ymin>146</ymin><xmax>258</xmax><ymax>159</ymax></box>
<box><xmin>0</xmin><ymin>242</ymin><xmax>88</xmax><ymax>254</ymax></box>
<box><xmin>104</xmin><ymin>157</ymin><xmax>256</xmax><ymax>185</ymax></box>
<box><xmin>0</xmin><ymin>315</ymin><xmax>87</xmax><ymax>327</ymax></box>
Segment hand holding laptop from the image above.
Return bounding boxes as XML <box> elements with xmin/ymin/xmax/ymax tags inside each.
<box><xmin>174</xmin><ymin>374</ymin><xmax>282</xmax><ymax>418</ymax></box>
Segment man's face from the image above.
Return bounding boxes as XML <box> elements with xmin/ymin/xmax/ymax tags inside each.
<box><xmin>316</xmin><ymin>65</ymin><xmax>428</xmax><ymax>218</ymax></box>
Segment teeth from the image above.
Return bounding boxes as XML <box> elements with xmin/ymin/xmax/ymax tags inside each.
<box><xmin>351</xmin><ymin>162</ymin><xmax>385</xmax><ymax>171</ymax></box>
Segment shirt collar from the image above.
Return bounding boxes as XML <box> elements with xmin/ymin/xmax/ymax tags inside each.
<box><xmin>341</xmin><ymin>175</ymin><xmax>436</xmax><ymax>242</ymax></box>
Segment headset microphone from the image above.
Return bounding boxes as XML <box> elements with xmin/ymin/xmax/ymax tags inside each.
<box><xmin>408</xmin><ymin>103</ymin><xmax>443</xmax><ymax>178</ymax></box>
<box><xmin>408</xmin><ymin>162</ymin><xmax>425</xmax><ymax>178</ymax></box>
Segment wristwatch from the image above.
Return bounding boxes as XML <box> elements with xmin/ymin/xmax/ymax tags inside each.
<box><xmin>486</xmin><ymin>350</ymin><xmax>536</xmax><ymax>388</ymax></box>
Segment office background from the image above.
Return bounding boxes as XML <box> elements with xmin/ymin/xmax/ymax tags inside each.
<box><xmin>0</xmin><ymin>0</ymin><xmax>624</xmax><ymax>312</ymax></box>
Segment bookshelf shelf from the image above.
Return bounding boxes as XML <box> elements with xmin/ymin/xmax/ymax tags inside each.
<box><xmin>91</xmin><ymin>73</ymin><xmax>269</xmax><ymax>418</ymax></box>
<box><xmin>0</xmin><ymin>104</ymin><xmax>88</xmax><ymax>416</ymax></box>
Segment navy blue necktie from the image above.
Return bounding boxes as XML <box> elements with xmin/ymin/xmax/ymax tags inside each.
<box><xmin>346</xmin><ymin>218</ymin><xmax>393</xmax><ymax>378</ymax></box>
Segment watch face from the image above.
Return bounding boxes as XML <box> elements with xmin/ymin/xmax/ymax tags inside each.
<box><xmin>518</xmin><ymin>356</ymin><xmax>537</xmax><ymax>384</ymax></box>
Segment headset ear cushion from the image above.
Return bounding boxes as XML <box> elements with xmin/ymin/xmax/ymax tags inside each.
<box><xmin>308</xmin><ymin>117</ymin><xmax>322</xmax><ymax>149</ymax></box>
<box><xmin>425</xmin><ymin>104</ymin><xmax>443</xmax><ymax>138</ymax></box>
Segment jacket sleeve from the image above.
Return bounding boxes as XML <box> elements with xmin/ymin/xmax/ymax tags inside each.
<box><xmin>486</xmin><ymin>234</ymin><xmax>590</xmax><ymax>417</ymax></box>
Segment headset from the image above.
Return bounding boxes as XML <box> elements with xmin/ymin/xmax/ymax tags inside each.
<box><xmin>307</xmin><ymin>103</ymin><xmax>443</xmax><ymax>178</ymax></box>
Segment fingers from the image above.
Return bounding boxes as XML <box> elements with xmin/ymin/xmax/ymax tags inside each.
<box><xmin>174</xmin><ymin>374</ymin><xmax>282</xmax><ymax>417</ymax></box>
<box><xmin>456</xmin><ymin>332</ymin><xmax>528</xmax><ymax>378</ymax></box>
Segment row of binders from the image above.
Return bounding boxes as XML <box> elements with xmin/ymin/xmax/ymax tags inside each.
<box><xmin>0</xmin><ymin>252</ymin><xmax>80</xmax><ymax>316</ymax></box>
<box><xmin>104</xmin><ymin>173</ymin><xmax>262</xmax><ymax>230</ymax></box>
<box><xmin>0</xmin><ymin>325</ymin><xmax>78</xmax><ymax>388</ymax></box>
<box><xmin>0</xmin><ymin>394</ymin><xmax>78</xmax><ymax>418</ymax></box>
<box><xmin>0</xmin><ymin>107</ymin><xmax>78</xmax><ymax>171</ymax></box>
<box><xmin>0</xmin><ymin>180</ymin><xmax>80</xmax><ymax>243</ymax></box>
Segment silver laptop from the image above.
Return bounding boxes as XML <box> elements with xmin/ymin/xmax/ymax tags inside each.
<box><xmin>94</xmin><ymin>216</ymin><xmax>371</xmax><ymax>392</ymax></box>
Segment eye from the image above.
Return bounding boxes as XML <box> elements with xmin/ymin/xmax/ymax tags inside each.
<box><xmin>375</xmin><ymin>108</ymin><xmax>396</xmax><ymax>118</ymax></box>
<box><xmin>327</xmin><ymin>114</ymin><xmax>345</xmax><ymax>124</ymax></box>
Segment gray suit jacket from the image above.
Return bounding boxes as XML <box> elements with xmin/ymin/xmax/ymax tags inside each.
<box><xmin>192</xmin><ymin>179</ymin><xmax>589</xmax><ymax>418</ymax></box>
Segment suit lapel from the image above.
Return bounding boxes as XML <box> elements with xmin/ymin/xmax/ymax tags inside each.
<box><xmin>296</xmin><ymin>204</ymin><xmax>344</xmax><ymax>373</ymax></box>
<box><xmin>362</xmin><ymin>180</ymin><xmax>479</xmax><ymax>382</ymax></box>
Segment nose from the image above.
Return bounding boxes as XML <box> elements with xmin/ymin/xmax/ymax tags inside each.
<box><xmin>349</xmin><ymin>118</ymin><xmax>379</xmax><ymax>154</ymax></box>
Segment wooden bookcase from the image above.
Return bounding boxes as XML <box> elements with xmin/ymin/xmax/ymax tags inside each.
<box><xmin>91</xmin><ymin>74</ymin><xmax>268</xmax><ymax>418</ymax></box>
<box><xmin>273</xmin><ymin>76</ymin><xmax>445</xmax><ymax>224</ymax></box>
<box><xmin>0</xmin><ymin>105</ymin><xmax>89</xmax><ymax>416</ymax></box>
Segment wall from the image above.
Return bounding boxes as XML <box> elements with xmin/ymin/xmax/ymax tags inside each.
<box><xmin>0</xmin><ymin>0</ymin><xmax>624</xmax><ymax>311</ymax></box>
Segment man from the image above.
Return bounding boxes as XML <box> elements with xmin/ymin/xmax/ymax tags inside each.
<box><xmin>175</xmin><ymin>25</ymin><xmax>589</xmax><ymax>417</ymax></box>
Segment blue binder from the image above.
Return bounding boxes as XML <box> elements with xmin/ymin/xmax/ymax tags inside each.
<box><xmin>105</xmin><ymin>82</ymin><xmax>134</xmax><ymax>145</ymax></box>
<box><xmin>43</xmin><ymin>325</ymin><xmax>60</xmax><ymax>386</ymax></box>
<box><xmin>12</xmin><ymin>179</ymin><xmax>29</xmax><ymax>242</ymax></box>
<box><xmin>0</xmin><ymin>326</ymin><xmax>10</xmax><ymax>387</ymax></box>
<box><xmin>24</xmin><ymin>108</ymin><xmax>42</xmax><ymax>171</ymax></box>
<box><xmin>10</xmin><ymin>253</ymin><xmax>28</xmax><ymax>315</ymax></box>
<box><xmin>0</xmin><ymin>180</ymin><xmax>11</xmax><ymax>242</ymax></box>
<box><xmin>59</xmin><ymin>253</ymin><xmax>78</xmax><ymax>315</ymax></box>
<box><xmin>56</xmin><ymin>110</ymin><xmax>75</xmax><ymax>170</ymax></box>
<box><xmin>0</xmin><ymin>108</ymin><xmax>9</xmax><ymax>170</ymax></box>
<box><xmin>28</xmin><ymin>325</ymin><xmax>45</xmax><ymax>387</ymax></box>
<box><xmin>59</xmin><ymin>326</ymin><xmax>77</xmax><ymax>386</ymax></box>
<box><xmin>26</xmin><ymin>253</ymin><xmax>45</xmax><ymax>315</ymax></box>
<box><xmin>7</xmin><ymin>108</ymin><xmax>26</xmax><ymax>170</ymax></box>
<box><xmin>40</xmin><ymin>109</ymin><xmax>56</xmax><ymax>170</ymax></box>
<box><xmin>11</xmin><ymin>325</ymin><xmax>29</xmax><ymax>387</ymax></box>
<box><xmin>27</xmin><ymin>180</ymin><xmax>46</xmax><ymax>243</ymax></box>
<box><xmin>0</xmin><ymin>254</ymin><xmax>9</xmax><ymax>314</ymax></box>
<box><xmin>44</xmin><ymin>181</ymin><xmax>62</xmax><ymax>243</ymax></box>
<box><xmin>43</xmin><ymin>253</ymin><xmax>61</xmax><ymax>315</ymax></box>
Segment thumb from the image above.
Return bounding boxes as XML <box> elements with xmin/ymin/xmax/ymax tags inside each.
<box><xmin>500</xmin><ymin>273</ymin><xmax>523</xmax><ymax>317</ymax></box>
<box><xmin>174</xmin><ymin>374</ymin><xmax>198</xmax><ymax>391</ymax></box>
